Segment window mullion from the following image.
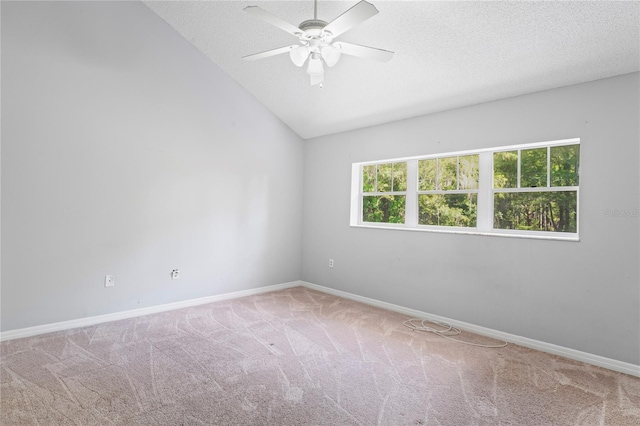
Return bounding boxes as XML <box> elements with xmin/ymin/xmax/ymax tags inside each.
<box><xmin>546</xmin><ymin>146</ymin><xmax>551</xmax><ymax>187</ymax></box>
<box><xmin>517</xmin><ymin>149</ymin><xmax>521</xmax><ymax>188</ymax></box>
<box><xmin>477</xmin><ymin>152</ymin><xmax>492</xmax><ymax>232</ymax></box>
<box><xmin>391</xmin><ymin>163</ymin><xmax>395</xmax><ymax>192</ymax></box>
<box><xmin>405</xmin><ymin>160</ymin><xmax>418</xmax><ymax>227</ymax></box>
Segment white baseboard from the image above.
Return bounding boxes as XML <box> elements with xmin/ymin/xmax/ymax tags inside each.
<box><xmin>2</xmin><ymin>279</ymin><xmax>638</xmax><ymax>378</ymax></box>
<box><xmin>0</xmin><ymin>281</ymin><xmax>300</xmax><ymax>342</ymax></box>
<box><xmin>299</xmin><ymin>281</ymin><xmax>640</xmax><ymax>378</ymax></box>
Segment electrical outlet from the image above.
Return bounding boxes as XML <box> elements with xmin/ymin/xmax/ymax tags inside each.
<box><xmin>105</xmin><ymin>275</ymin><xmax>115</xmax><ymax>287</ymax></box>
<box><xmin>329</xmin><ymin>259</ymin><xmax>334</xmax><ymax>268</ymax></box>
<box><xmin>171</xmin><ymin>269</ymin><xmax>180</xmax><ymax>280</ymax></box>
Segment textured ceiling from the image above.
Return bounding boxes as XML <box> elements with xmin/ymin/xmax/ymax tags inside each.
<box><xmin>144</xmin><ymin>0</ymin><xmax>640</xmax><ymax>139</ymax></box>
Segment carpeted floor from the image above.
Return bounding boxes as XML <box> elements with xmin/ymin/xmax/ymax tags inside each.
<box><xmin>1</xmin><ymin>286</ymin><xmax>639</xmax><ymax>425</ymax></box>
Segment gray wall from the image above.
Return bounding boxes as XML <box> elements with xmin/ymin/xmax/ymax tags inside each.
<box><xmin>1</xmin><ymin>1</ymin><xmax>303</xmax><ymax>331</ymax></box>
<box><xmin>302</xmin><ymin>73</ymin><xmax>640</xmax><ymax>365</ymax></box>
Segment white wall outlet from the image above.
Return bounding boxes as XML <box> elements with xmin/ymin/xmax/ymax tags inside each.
<box><xmin>171</xmin><ymin>269</ymin><xmax>179</xmax><ymax>280</ymax></box>
<box><xmin>105</xmin><ymin>275</ymin><xmax>115</xmax><ymax>287</ymax></box>
<box><xmin>329</xmin><ymin>259</ymin><xmax>334</xmax><ymax>268</ymax></box>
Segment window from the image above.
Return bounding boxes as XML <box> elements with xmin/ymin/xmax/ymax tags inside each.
<box><xmin>362</xmin><ymin>162</ymin><xmax>407</xmax><ymax>224</ymax></box>
<box><xmin>493</xmin><ymin>145</ymin><xmax>579</xmax><ymax>233</ymax></box>
<box><xmin>418</xmin><ymin>155</ymin><xmax>479</xmax><ymax>227</ymax></box>
<box><xmin>351</xmin><ymin>138</ymin><xmax>580</xmax><ymax>240</ymax></box>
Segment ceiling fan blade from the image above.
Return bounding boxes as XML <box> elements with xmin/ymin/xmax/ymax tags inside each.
<box><xmin>334</xmin><ymin>42</ymin><xmax>394</xmax><ymax>62</ymax></box>
<box><xmin>323</xmin><ymin>1</ymin><xmax>379</xmax><ymax>38</ymax></box>
<box><xmin>242</xmin><ymin>45</ymin><xmax>297</xmax><ymax>61</ymax></box>
<box><xmin>244</xmin><ymin>6</ymin><xmax>302</xmax><ymax>37</ymax></box>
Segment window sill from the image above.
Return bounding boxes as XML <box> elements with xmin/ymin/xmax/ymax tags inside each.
<box><xmin>351</xmin><ymin>223</ymin><xmax>580</xmax><ymax>242</ymax></box>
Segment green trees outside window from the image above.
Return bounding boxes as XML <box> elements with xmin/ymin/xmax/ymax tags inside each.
<box><xmin>494</xmin><ymin>192</ymin><xmax>577</xmax><ymax>232</ymax></box>
<box><xmin>362</xmin><ymin>162</ymin><xmax>406</xmax><ymax>224</ymax></box>
<box><xmin>419</xmin><ymin>194</ymin><xmax>478</xmax><ymax>227</ymax></box>
<box><xmin>493</xmin><ymin>144</ymin><xmax>579</xmax><ymax>233</ymax></box>
<box><xmin>418</xmin><ymin>155</ymin><xmax>478</xmax><ymax>227</ymax></box>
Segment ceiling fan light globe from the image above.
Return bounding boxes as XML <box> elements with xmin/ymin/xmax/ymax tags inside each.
<box><xmin>321</xmin><ymin>45</ymin><xmax>341</xmax><ymax>67</ymax></box>
<box><xmin>307</xmin><ymin>56</ymin><xmax>324</xmax><ymax>75</ymax></box>
<box><xmin>310</xmin><ymin>72</ymin><xmax>324</xmax><ymax>87</ymax></box>
<box><xmin>289</xmin><ymin>46</ymin><xmax>309</xmax><ymax>67</ymax></box>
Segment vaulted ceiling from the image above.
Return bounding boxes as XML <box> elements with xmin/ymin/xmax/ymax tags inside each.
<box><xmin>145</xmin><ymin>1</ymin><xmax>640</xmax><ymax>139</ymax></box>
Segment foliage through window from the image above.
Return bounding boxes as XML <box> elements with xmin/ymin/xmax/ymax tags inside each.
<box><xmin>353</xmin><ymin>139</ymin><xmax>580</xmax><ymax>239</ymax></box>
<box><xmin>418</xmin><ymin>155</ymin><xmax>478</xmax><ymax>227</ymax></box>
<box><xmin>493</xmin><ymin>144</ymin><xmax>579</xmax><ymax>233</ymax></box>
<box><xmin>362</xmin><ymin>162</ymin><xmax>406</xmax><ymax>224</ymax></box>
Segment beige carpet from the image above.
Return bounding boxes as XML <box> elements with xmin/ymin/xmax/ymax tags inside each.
<box><xmin>1</xmin><ymin>286</ymin><xmax>639</xmax><ymax>425</ymax></box>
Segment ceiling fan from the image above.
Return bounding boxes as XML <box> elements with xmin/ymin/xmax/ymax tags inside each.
<box><xmin>242</xmin><ymin>0</ymin><xmax>394</xmax><ymax>87</ymax></box>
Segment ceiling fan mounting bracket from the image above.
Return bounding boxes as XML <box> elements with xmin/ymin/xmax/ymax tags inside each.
<box><xmin>298</xmin><ymin>19</ymin><xmax>328</xmax><ymax>32</ymax></box>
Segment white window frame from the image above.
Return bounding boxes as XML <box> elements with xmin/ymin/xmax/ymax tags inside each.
<box><xmin>350</xmin><ymin>138</ymin><xmax>580</xmax><ymax>241</ymax></box>
<box><xmin>415</xmin><ymin>154</ymin><xmax>480</xmax><ymax>231</ymax></box>
<box><xmin>360</xmin><ymin>161</ymin><xmax>409</xmax><ymax>226</ymax></box>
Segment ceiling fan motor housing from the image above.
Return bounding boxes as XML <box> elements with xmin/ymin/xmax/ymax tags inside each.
<box><xmin>298</xmin><ymin>19</ymin><xmax>328</xmax><ymax>32</ymax></box>
<box><xmin>298</xmin><ymin>19</ymin><xmax>334</xmax><ymax>51</ymax></box>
